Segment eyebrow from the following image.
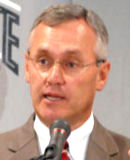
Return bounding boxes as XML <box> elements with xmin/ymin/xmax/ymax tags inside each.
<box><xmin>27</xmin><ymin>49</ymin><xmax>49</xmax><ymax>57</ymax></box>
<box><xmin>28</xmin><ymin>47</ymin><xmax>82</xmax><ymax>58</ymax></box>
<box><xmin>63</xmin><ymin>49</ymin><xmax>81</xmax><ymax>55</ymax></box>
<box><xmin>36</xmin><ymin>49</ymin><xmax>50</xmax><ymax>55</ymax></box>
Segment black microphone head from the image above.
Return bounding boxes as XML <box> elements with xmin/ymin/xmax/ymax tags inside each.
<box><xmin>50</xmin><ymin>119</ymin><xmax>71</xmax><ymax>138</ymax></box>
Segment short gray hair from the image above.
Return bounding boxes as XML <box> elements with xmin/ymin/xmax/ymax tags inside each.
<box><xmin>31</xmin><ymin>3</ymin><xmax>108</xmax><ymax>60</ymax></box>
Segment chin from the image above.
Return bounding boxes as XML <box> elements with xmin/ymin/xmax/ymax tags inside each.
<box><xmin>38</xmin><ymin>110</ymin><xmax>63</xmax><ymax>126</ymax></box>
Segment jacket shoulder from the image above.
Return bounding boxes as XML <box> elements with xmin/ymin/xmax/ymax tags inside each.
<box><xmin>91</xmin><ymin>117</ymin><xmax>130</xmax><ymax>160</ymax></box>
<box><xmin>101</xmin><ymin>123</ymin><xmax>130</xmax><ymax>159</ymax></box>
<box><xmin>0</xmin><ymin>126</ymin><xmax>24</xmax><ymax>148</ymax></box>
<box><xmin>109</xmin><ymin>130</ymin><xmax>130</xmax><ymax>152</ymax></box>
<box><xmin>0</xmin><ymin>114</ymin><xmax>35</xmax><ymax>151</ymax></box>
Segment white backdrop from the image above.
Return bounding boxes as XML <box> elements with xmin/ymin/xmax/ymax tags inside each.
<box><xmin>0</xmin><ymin>0</ymin><xmax>130</xmax><ymax>138</ymax></box>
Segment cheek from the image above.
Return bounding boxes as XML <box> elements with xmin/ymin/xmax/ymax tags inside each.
<box><xmin>29</xmin><ymin>71</ymin><xmax>43</xmax><ymax>103</ymax></box>
<box><xmin>68</xmin><ymin>71</ymin><xmax>97</xmax><ymax>102</ymax></box>
<box><xmin>28</xmin><ymin>64</ymin><xmax>44</xmax><ymax>89</ymax></box>
<box><xmin>71</xmin><ymin>73</ymin><xmax>97</xmax><ymax>90</ymax></box>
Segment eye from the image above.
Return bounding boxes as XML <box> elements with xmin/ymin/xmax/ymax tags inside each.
<box><xmin>39</xmin><ymin>58</ymin><xmax>49</xmax><ymax>65</ymax></box>
<box><xmin>67</xmin><ymin>61</ymin><xmax>78</xmax><ymax>68</ymax></box>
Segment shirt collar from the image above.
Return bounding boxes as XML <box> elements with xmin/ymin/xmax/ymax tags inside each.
<box><xmin>34</xmin><ymin>115</ymin><xmax>50</xmax><ymax>141</ymax></box>
<box><xmin>34</xmin><ymin>113</ymin><xmax>94</xmax><ymax>140</ymax></box>
<box><xmin>68</xmin><ymin>112</ymin><xmax>94</xmax><ymax>143</ymax></box>
<box><xmin>34</xmin><ymin>112</ymin><xmax>94</xmax><ymax>156</ymax></box>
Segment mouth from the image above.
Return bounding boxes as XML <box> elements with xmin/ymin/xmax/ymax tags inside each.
<box><xmin>43</xmin><ymin>93</ymin><xmax>65</xmax><ymax>102</ymax></box>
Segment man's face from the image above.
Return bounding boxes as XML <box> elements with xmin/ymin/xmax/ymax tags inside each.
<box><xmin>25</xmin><ymin>19</ymin><xmax>110</xmax><ymax>129</ymax></box>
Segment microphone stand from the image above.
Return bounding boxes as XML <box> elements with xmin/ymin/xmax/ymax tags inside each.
<box><xmin>30</xmin><ymin>144</ymin><xmax>60</xmax><ymax>160</ymax></box>
<box><xmin>30</xmin><ymin>155</ymin><xmax>46</xmax><ymax>160</ymax></box>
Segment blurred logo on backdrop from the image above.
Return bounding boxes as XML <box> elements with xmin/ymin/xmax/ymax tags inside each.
<box><xmin>0</xmin><ymin>0</ymin><xmax>21</xmax><ymax>75</ymax></box>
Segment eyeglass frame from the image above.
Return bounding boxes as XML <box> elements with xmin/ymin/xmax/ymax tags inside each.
<box><xmin>26</xmin><ymin>51</ymin><xmax>106</xmax><ymax>76</ymax></box>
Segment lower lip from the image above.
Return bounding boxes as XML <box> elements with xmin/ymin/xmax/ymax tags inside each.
<box><xmin>43</xmin><ymin>96</ymin><xmax>65</xmax><ymax>104</ymax></box>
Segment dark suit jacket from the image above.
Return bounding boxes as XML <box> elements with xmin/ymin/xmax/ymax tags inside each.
<box><xmin>0</xmin><ymin>115</ymin><xmax>130</xmax><ymax>160</ymax></box>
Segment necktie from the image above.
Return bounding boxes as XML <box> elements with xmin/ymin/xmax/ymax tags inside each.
<box><xmin>61</xmin><ymin>141</ymin><xmax>70</xmax><ymax>160</ymax></box>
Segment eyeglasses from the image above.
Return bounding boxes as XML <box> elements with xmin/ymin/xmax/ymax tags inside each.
<box><xmin>27</xmin><ymin>55</ymin><xmax>105</xmax><ymax>76</ymax></box>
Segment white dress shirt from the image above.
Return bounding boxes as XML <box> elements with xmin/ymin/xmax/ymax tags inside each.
<box><xmin>34</xmin><ymin>113</ymin><xmax>94</xmax><ymax>160</ymax></box>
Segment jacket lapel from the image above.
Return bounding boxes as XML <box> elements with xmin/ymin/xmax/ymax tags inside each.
<box><xmin>10</xmin><ymin>137</ymin><xmax>40</xmax><ymax>160</ymax></box>
<box><xmin>7</xmin><ymin>114</ymin><xmax>40</xmax><ymax>160</ymax></box>
<box><xmin>86</xmin><ymin>117</ymin><xmax>120</xmax><ymax>160</ymax></box>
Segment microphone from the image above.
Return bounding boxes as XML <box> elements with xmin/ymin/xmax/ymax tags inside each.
<box><xmin>44</xmin><ymin>119</ymin><xmax>71</xmax><ymax>160</ymax></box>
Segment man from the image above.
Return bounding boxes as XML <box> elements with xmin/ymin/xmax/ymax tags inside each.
<box><xmin>0</xmin><ymin>3</ymin><xmax>130</xmax><ymax>160</ymax></box>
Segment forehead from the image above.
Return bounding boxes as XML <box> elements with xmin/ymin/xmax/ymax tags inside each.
<box><xmin>28</xmin><ymin>19</ymin><xmax>96</xmax><ymax>58</ymax></box>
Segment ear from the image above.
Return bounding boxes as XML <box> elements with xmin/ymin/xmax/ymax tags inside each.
<box><xmin>96</xmin><ymin>61</ymin><xmax>111</xmax><ymax>91</ymax></box>
<box><xmin>24</xmin><ymin>51</ymin><xmax>30</xmax><ymax>83</ymax></box>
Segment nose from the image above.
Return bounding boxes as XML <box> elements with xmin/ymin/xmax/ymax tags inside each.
<box><xmin>46</xmin><ymin>64</ymin><xmax>65</xmax><ymax>86</ymax></box>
